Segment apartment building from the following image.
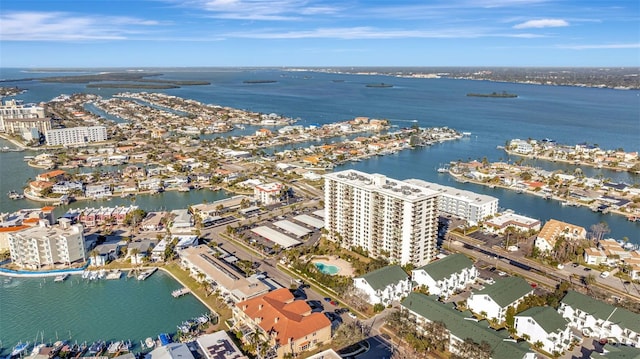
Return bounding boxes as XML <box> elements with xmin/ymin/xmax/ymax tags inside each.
<box><xmin>405</xmin><ymin>179</ymin><xmax>499</xmax><ymax>225</ymax></box>
<box><xmin>466</xmin><ymin>277</ymin><xmax>534</xmax><ymax>323</ymax></box>
<box><xmin>0</xmin><ymin>99</ymin><xmax>49</xmax><ymax>140</ymax></box>
<box><xmin>514</xmin><ymin>306</ymin><xmax>573</xmax><ymax>355</ymax></box>
<box><xmin>254</xmin><ymin>182</ymin><xmax>283</xmax><ymax>206</ymax></box>
<box><xmin>233</xmin><ymin>288</ymin><xmax>331</xmax><ymax>358</ymax></box>
<box><xmin>353</xmin><ymin>265</ymin><xmax>412</xmax><ymax>305</ymax></box>
<box><xmin>8</xmin><ymin>218</ymin><xmax>86</xmax><ymax>269</ymax></box>
<box><xmin>534</xmin><ymin>219</ymin><xmax>586</xmax><ymax>253</ymax></box>
<box><xmin>324</xmin><ymin>170</ymin><xmax>439</xmax><ymax>266</ymax></box>
<box><xmin>411</xmin><ymin>253</ymin><xmax>478</xmax><ymax>298</ymax></box>
<box><xmin>45</xmin><ymin>126</ymin><xmax>108</xmax><ymax>146</ymax></box>
<box><xmin>558</xmin><ymin>291</ymin><xmax>640</xmax><ymax>347</ymax></box>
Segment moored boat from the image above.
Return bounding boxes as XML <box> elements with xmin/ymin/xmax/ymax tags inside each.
<box><xmin>11</xmin><ymin>342</ymin><xmax>30</xmax><ymax>357</ymax></box>
<box><xmin>54</xmin><ymin>273</ymin><xmax>69</xmax><ymax>282</ymax></box>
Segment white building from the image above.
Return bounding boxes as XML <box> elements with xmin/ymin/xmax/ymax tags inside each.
<box><xmin>324</xmin><ymin>170</ymin><xmax>439</xmax><ymax>266</ymax></box>
<box><xmin>353</xmin><ymin>265</ymin><xmax>412</xmax><ymax>305</ymax></box>
<box><xmin>514</xmin><ymin>306</ymin><xmax>572</xmax><ymax>355</ymax></box>
<box><xmin>558</xmin><ymin>291</ymin><xmax>640</xmax><ymax>347</ymax></box>
<box><xmin>0</xmin><ymin>99</ymin><xmax>48</xmax><ymax>138</ymax></box>
<box><xmin>466</xmin><ymin>277</ymin><xmax>534</xmax><ymax>323</ymax></box>
<box><xmin>405</xmin><ymin>179</ymin><xmax>499</xmax><ymax>225</ymax></box>
<box><xmin>8</xmin><ymin>219</ymin><xmax>86</xmax><ymax>269</ymax></box>
<box><xmin>52</xmin><ymin>181</ymin><xmax>84</xmax><ymax>195</ymax></box>
<box><xmin>411</xmin><ymin>253</ymin><xmax>478</xmax><ymax>298</ymax></box>
<box><xmin>254</xmin><ymin>182</ymin><xmax>283</xmax><ymax>205</ymax></box>
<box><xmin>85</xmin><ymin>184</ymin><xmax>112</xmax><ymax>198</ymax></box>
<box><xmin>483</xmin><ymin>211</ymin><xmax>541</xmax><ymax>234</ymax></box>
<box><xmin>46</xmin><ymin>126</ymin><xmax>108</xmax><ymax>146</ymax></box>
<box><xmin>509</xmin><ymin>139</ymin><xmax>534</xmax><ymax>154</ymax></box>
<box><xmin>145</xmin><ymin>343</ymin><xmax>194</xmax><ymax>359</ymax></box>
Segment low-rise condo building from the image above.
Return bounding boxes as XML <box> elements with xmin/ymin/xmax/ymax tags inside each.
<box><xmin>45</xmin><ymin>126</ymin><xmax>108</xmax><ymax>146</ymax></box>
<box><xmin>514</xmin><ymin>306</ymin><xmax>573</xmax><ymax>355</ymax></box>
<box><xmin>534</xmin><ymin>219</ymin><xmax>586</xmax><ymax>253</ymax></box>
<box><xmin>233</xmin><ymin>288</ymin><xmax>331</xmax><ymax>359</ymax></box>
<box><xmin>466</xmin><ymin>277</ymin><xmax>534</xmax><ymax>323</ymax></box>
<box><xmin>8</xmin><ymin>219</ymin><xmax>86</xmax><ymax>269</ymax></box>
<box><xmin>353</xmin><ymin>265</ymin><xmax>412</xmax><ymax>305</ymax></box>
<box><xmin>411</xmin><ymin>253</ymin><xmax>478</xmax><ymax>298</ymax></box>
<box><xmin>324</xmin><ymin>170</ymin><xmax>439</xmax><ymax>266</ymax></box>
<box><xmin>254</xmin><ymin>182</ymin><xmax>283</xmax><ymax>205</ymax></box>
<box><xmin>483</xmin><ymin>211</ymin><xmax>541</xmax><ymax>234</ymax></box>
<box><xmin>558</xmin><ymin>291</ymin><xmax>640</xmax><ymax>347</ymax></box>
<box><xmin>402</xmin><ymin>293</ymin><xmax>536</xmax><ymax>359</ymax></box>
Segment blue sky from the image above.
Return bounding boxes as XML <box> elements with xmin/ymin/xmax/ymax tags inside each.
<box><xmin>1</xmin><ymin>0</ymin><xmax>639</xmax><ymax>67</ymax></box>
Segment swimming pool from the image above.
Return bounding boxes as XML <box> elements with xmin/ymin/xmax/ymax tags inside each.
<box><xmin>314</xmin><ymin>262</ymin><xmax>340</xmax><ymax>275</ymax></box>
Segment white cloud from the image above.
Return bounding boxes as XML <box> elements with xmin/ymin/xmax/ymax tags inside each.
<box><xmin>558</xmin><ymin>43</ymin><xmax>640</xmax><ymax>50</ymax></box>
<box><xmin>513</xmin><ymin>19</ymin><xmax>569</xmax><ymax>29</ymax></box>
<box><xmin>191</xmin><ymin>0</ymin><xmax>339</xmax><ymax>20</ymax></box>
<box><xmin>0</xmin><ymin>11</ymin><xmax>160</xmax><ymax>41</ymax></box>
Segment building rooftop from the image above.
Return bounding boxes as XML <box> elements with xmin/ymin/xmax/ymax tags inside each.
<box><xmin>324</xmin><ymin>170</ymin><xmax>439</xmax><ymax>202</ymax></box>
<box><xmin>402</xmin><ymin>293</ymin><xmax>532</xmax><ymax>359</ymax></box>
<box><xmin>358</xmin><ymin>265</ymin><xmax>409</xmax><ymax>291</ymax></box>
<box><xmin>485</xmin><ymin>212</ymin><xmax>540</xmax><ymax>228</ymax></box>
<box><xmin>415</xmin><ymin>253</ymin><xmax>474</xmax><ymax>282</ymax></box>
<box><xmin>405</xmin><ymin>178</ymin><xmax>498</xmax><ymax>205</ymax></box>
<box><xmin>473</xmin><ymin>277</ymin><xmax>533</xmax><ymax>308</ymax></box>
<box><xmin>561</xmin><ymin>291</ymin><xmax>640</xmax><ymax>334</ymax></box>
<box><xmin>236</xmin><ymin>288</ymin><xmax>331</xmax><ymax>347</ymax></box>
<box><xmin>516</xmin><ymin>306</ymin><xmax>569</xmax><ymax>334</ymax></box>
<box><xmin>196</xmin><ymin>331</ymin><xmax>247</xmax><ymax>359</ymax></box>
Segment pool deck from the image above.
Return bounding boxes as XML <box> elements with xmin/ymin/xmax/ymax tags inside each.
<box><xmin>311</xmin><ymin>256</ymin><xmax>355</xmax><ymax>277</ymax></box>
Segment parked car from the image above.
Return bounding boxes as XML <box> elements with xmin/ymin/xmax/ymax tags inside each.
<box><xmin>323</xmin><ymin>297</ymin><xmax>332</xmax><ymax>302</ymax></box>
<box><xmin>600</xmin><ymin>271</ymin><xmax>610</xmax><ymax>278</ymax></box>
<box><xmin>348</xmin><ymin>312</ymin><xmax>357</xmax><ymax>319</ymax></box>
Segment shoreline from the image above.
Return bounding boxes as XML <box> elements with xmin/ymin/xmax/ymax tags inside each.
<box><xmin>448</xmin><ymin>171</ymin><xmax>634</xmax><ymax>219</ymax></box>
<box><xmin>504</xmin><ymin>148</ymin><xmax>639</xmax><ymax>174</ymax></box>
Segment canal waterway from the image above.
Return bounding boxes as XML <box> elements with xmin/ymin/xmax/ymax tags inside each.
<box><xmin>0</xmin><ymin>270</ymin><xmax>208</xmax><ymax>355</ymax></box>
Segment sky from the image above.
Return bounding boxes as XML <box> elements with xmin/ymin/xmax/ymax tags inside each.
<box><xmin>0</xmin><ymin>0</ymin><xmax>639</xmax><ymax>68</ymax></box>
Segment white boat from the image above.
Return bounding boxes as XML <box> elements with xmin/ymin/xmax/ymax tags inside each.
<box><xmin>53</xmin><ymin>273</ymin><xmax>69</xmax><ymax>282</ymax></box>
<box><xmin>98</xmin><ymin>269</ymin><xmax>106</xmax><ymax>279</ymax></box>
<box><xmin>437</xmin><ymin>167</ymin><xmax>449</xmax><ymax>173</ymax></box>
<box><xmin>144</xmin><ymin>337</ymin><xmax>155</xmax><ymax>349</ymax></box>
<box><xmin>89</xmin><ymin>271</ymin><xmax>98</xmax><ymax>280</ymax></box>
<box><xmin>11</xmin><ymin>341</ymin><xmax>30</xmax><ymax>357</ymax></box>
<box><xmin>31</xmin><ymin>343</ymin><xmax>46</xmax><ymax>356</ymax></box>
<box><xmin>107</xmin><ymin>341</ymin><xmax>122</xmax><ymax>354</ymax></box>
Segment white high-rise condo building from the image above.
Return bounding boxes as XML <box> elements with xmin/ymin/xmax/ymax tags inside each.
<box><xmin>324</xmin><ymin>170</ymin><xmax>439</xmax><ymax>266</ymax></box>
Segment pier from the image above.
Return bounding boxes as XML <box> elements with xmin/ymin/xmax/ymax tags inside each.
<box><xmin>171</xmin><ymin>287</ymin><xmax>191</xmax><ymax>298</ymax></box>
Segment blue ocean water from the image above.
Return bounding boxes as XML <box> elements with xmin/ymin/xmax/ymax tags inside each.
<box><xmin>0</xmin><ymin>67</ymin><xmax>638</xmax><ymax>245</ymax></box>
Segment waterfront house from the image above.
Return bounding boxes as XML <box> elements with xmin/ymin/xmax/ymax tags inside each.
<box><xmin>90</xmin><ymin>243</ymin><xmax>120</xmax><ymax>266</ymax></box>
<box><xmin>558</xmin><ymin>291</ymin><xmax>640</xmax><ymax>346</ymax></box>
<box><xmin>534</xmin><ymin>219</ymin><xmax>586</xmax><ymax>253</ymax></box>
<box><xmin>169</xmin><ymin>209</ymin><xmax>194</xmax><ymax>233</ymax></box>
<box><xmin>233</xmin><ymin>288</ymin><xmax>332</xmax><ymax>359</ymax></box>
<box><xmin>52</xmin><ymin>181</ymin><xmax>83</xmax><ymax>195</ymax></box>
<box><xmin>84</xmin><ymin>184</ymin><xmax>112</xmax><ymax>199</ymax></box>
<box><xmin>140</xmin><ymin>211</ymin><xmax>167</xmax><ymax>232</ymax></box>
<box><xmin>401</xmin><ymin>293</ymin><xmax>535</xmax><ymax>359</ymax></box>
<box><xmin>514</xmin><ymin>306</ymin><xmax>573</xmax><ymax>355</ymax></box>
<box><xmin>138</xmin><ymin>178</ymin><xmax>162</xmax><ymax>191</ymax></box>
<box><xmin>29</xmin><ymin>180</ymin><xmax>54</xmax><ymax>195</ymax></box>
<box><xmin>36</xmin><ymin>169</ymin><xmax>66</xmax><ymax>182</ymax></box>
<box><xmin>145</xmin><ymin>342</ymin><xmax>194</xmax><ymax>359</ymax></box>
<box><xmin>353</xmin><ymin>265</ymin><xmax>412</xmax><ymax>305</ymax></box>
<box><xmin>180</xmin><ymin>245</ymin><xmax>269</xmax><ymax>303</ymax></box>
<box><xmin>466</xmin><ymin>277</ymin><xmax>534</xmax><ymax>323</ymax></box>
<box><xmin>127</xmin><ymin>240</ymin><xmax>155</xmax><ymax>265</ymax></box>
<box><xmin>411</xmin><ymin>253</ymin><xmax>478</xmax><ymax>298</ymax></box>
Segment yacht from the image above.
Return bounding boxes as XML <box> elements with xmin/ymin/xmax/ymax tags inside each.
<box><xmin>54</xmin><ymin>273</ymin><xmax>70</xmax><ymax>282</ymax></box>
<box><xmin>10</xmin><ymin>342</ymin><xmax>30</xmax><ymax>357</ymax></box>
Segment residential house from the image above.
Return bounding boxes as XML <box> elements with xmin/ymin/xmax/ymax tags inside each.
<box><xmin>85</xmin><ymin>184</ymin><xmax>112</xmax><ymax>198</ymax></box>
<box><xmin>534</xmin><ymin>219</ymin><xmax>586</xmax><ymax>253</ymax></box>
<box><xmin>558</xmin><ymin>291</ymin><xmax>640</xmax><ymax>347</ymax></box>
<box><xmin>233</xmin><ymin>288</ymin><xmax>332</xmax><ymax>358</ymax></box>
<box><xmin>127</xmin><ymin>240</ymin><xmax>155</xmax><ymax>265</ymax></box>
<box><xmin>196</xmin><ymin>331</ymin><xmax>247</xmax><ymax>359</ymax></box>
<box><xmin>402</xmin><ymin>293</ymin><xmax>535</xmax><ymax>359</ymax></box>
<box><xmin>90</xmin><ymin>243</ymin><xmax>120</xmax><ymax>266</ymax></box>
<box><xmin>144</xmin><ymin>343</ymin><xmax>194</xmax><ymax>359</ymax></box>
<box><xmin>353</xmin><ymin>265</ymin><xmax>412</xmax><ymax>305</ymax></box>
<box><xmin>584</xmin><ymin>247</ymin><xmax>607</xmax><ymax>265</ymax></box>
<box><xmin>514</xmin><ymin>306</ymin><xmax>573</xmax><ymax>355</ymax></box>
<box><xmin>411</xmin><ymin>253</ymin><xmax>478</xmax><ymax>298</ymax></box>
<box><xmin>467</xmin><ymin>277</ymin><xmax>534</xmax><ymax>323</ymax></box>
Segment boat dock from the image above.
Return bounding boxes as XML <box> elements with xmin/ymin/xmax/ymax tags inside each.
<box><xmin>171</xmin><ymin>287</ymin><xmax>191</xmax><ymax>298</ymax></box>
<box><xmin>105</xmin><ymin>270</ymin><xmax>122</xmax><ymax>280</ymax></box>
<box><xmin>137</xmin><ymin>267</ymin><xmax>157</xmax><ymax>281</ymax></box>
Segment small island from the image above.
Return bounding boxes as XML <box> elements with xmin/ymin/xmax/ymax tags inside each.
<box><xmin>467</xmin><ymin>91</ymin><xmax>517</xmax><ymax>98</ymax></box>
<box><xmin>243</xmin><ymin>80</ymin><xmax>278</xmax><ymax>84</ymax></box>
<box><xmin>366</xmin><ymin>83</ymin><xmax>393</xmax><ymax>88</ymax></box>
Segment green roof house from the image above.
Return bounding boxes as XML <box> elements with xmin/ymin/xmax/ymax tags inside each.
<box><xmin>353</xmin><ymin>265</ymin><xmax>411</xmax><ymax>305</ymax></box>
<box><xmin>559</xmin><ymin>291</ymin><xmax>640</xmax><ymax>347</ymax></box>
<box><xmin>514</xmin><ymin>306</ymin><xmax>572</xmax><ymax>355</ymax></box>
<box><xmin>466</xmin><ymin>276</ymin><xmax>534</xmax><ymax>322</ymax></box>
<box><xmin>401</xmin><ymin>292</ymin><xmax>535</xmax><ymax>359</ymax></box>
<box><xmin>411</xmin><ymin>253</ymin><xmax>478</xmax><ymax>298</ymax></box>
